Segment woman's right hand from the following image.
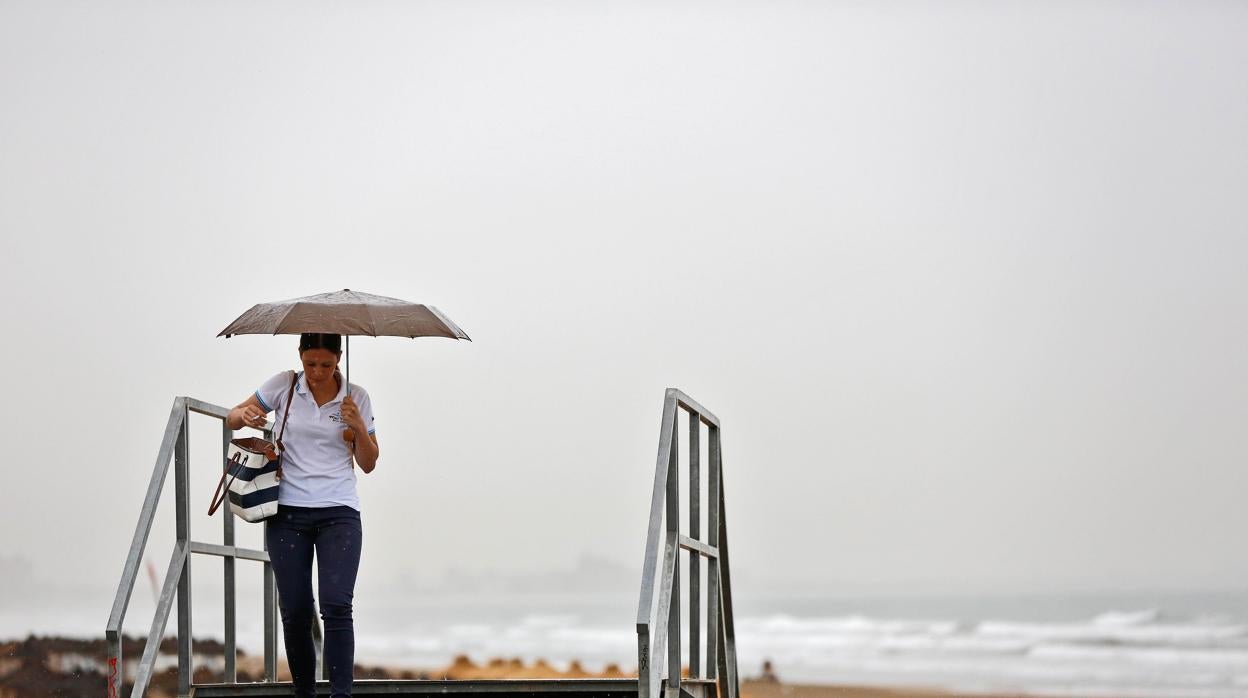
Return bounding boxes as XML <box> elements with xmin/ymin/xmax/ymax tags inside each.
<box><xmin>228</xmin><ymin>394</ymin><xmax>270</xmax><ymax>431</ymax></box>
<box><xmin>238</xmin><ymin>405</ymin><xmax>267</xmax><ymax>429</ymax></box>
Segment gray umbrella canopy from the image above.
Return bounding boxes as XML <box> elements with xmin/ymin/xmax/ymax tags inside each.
<box><xmin>218</xmin><ymin>289</ymin><xmax>470</xmax><ymax>391</ymax></box>
<box><xmin>218</xmin><ymin>289</ymin><xmax>470</xmax><ymax>340</ymax></box>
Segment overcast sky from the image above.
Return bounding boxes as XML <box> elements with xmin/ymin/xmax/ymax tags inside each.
<box><xmin>3</xmin><ymin>0</ymin><xmax>1247</xmax><ymax>621</ymax></box>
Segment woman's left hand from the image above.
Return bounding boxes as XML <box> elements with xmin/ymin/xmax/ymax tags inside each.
<box><xmin>341</xmin><ymin>395</ymin><xmax>368</xmax><ymax>435</ymax></box>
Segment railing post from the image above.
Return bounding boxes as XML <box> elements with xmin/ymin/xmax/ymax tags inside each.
<box><xmin>666</xmin><ymin>422</ymin><xmax>680</xmax><ymax>696</ymax></box>
<box><xmin>175</xmin><ymin>408</ymin><xmax>193</xmax><ymax>697</ymax></box>
<box><xmin>688</xmin><ymin>413</ymin><xmax>701</xmax><ymax>678</ymax></box>
<box><xmin>715</xmin><ymin>444</ymin><xmax>738</xmax><ymax>698</ymax></box>
<box><xmin>106</xmin><ymin>632</ymin><xmax>121</xmax><ymax>698</ymax></box>
<box><xmin>263</xmin><ymin>520</ymin><xmax>278</xmax><ymax>682</ymax></box>
<box><xmin>706</xmin><ymin>424</ymin><xmax>721</xmax><ymax>686</ymax></box>
<box><xmin>261</xmin><ymin>425</ymin><xmax>279</xmax><ymax>683</ymax></box>
<box><xmin>222</xmin><ymin>421</ymin><xmax>237</xmax><ymax>683</ymax></box>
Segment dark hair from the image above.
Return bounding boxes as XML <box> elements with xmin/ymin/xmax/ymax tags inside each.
<box><xmin>299</xmin><ymin>333</ymin><xmax>342</xmax><ymax>354</ymax></box>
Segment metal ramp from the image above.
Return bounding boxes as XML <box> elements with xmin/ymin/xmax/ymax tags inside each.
<box><xmin>108</xmin><ymin>389</ymin><xmax>738</xmax><ymax>698</ymax></box>
<box><xmin>190</xmin><ymin>678</ymin><xmax>719</xmax><ymax>697</ymax></box>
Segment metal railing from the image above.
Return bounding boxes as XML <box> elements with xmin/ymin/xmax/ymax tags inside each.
<box><xmin>109</xmin><ymin>390</ymin><xmax>735</xmax><ymax>697</ymax></box>
<box><xmin>106</xmin><ymin>397</ymin><xmax>294</xmax><ymax>697</ymax></box>
<box><xmin>636</xmin><ymin>389</ymin><xmax>739</xmax><ymax>698</ymax></box>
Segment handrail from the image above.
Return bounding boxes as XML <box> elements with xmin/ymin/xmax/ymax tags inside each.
<box><xmin>135</xmin><ymin>541</ymin><xmax>189</xmax><ymax>691</ymax></box>
<box><xmin>107</xmin><ymin>398</ymin><xmax>187</xmax><ymax>697</ymax></box>
<box><xmin>106</xmin><ymin>397</ymin><xmax>284</xmax><ymax>698</ymax></box>
<box><xmin>636</xmin><ymin>389</ymin><xmax>738</xmax><ymax>698</ymax></box>
<box><xmin>107</xmin><ymin>398</ymin><xmax>186</xmax><ymax>643</ymax></box>
<box><xmin>636</xmin><ymin>393</ymin><xmax>678</xmax><ymax>629</ymax></box>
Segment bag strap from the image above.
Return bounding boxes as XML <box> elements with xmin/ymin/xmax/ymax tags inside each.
<box><xmin>276</xmin><ymin>370</ymin><xmax>298</xmax><ymax>452</ymax></box>
<box><xmin>273</xmin><ymin>370</ymin><xmax>298</xmax><ymax>479</ymax></box>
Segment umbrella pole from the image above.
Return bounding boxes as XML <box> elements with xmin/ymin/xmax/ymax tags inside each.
<box><xmin>345</xmin><ymin>335</ymin><xmax>356</xmax><ymax>453</ymax></box>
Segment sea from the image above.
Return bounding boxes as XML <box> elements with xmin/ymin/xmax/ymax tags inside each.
<box><xmin>11</xmin><ymin>587</ymin><xmax>1248</xmax><ymax>697</ymax></box>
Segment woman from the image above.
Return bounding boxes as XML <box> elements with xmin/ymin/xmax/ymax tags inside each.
<box><xmin>227</xmin><ymin>332</ymin><xmax>379</xmax><ymax>697</ymax></box>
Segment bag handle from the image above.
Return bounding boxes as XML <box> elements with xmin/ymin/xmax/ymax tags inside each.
<box><xmin>207</xmin><ymin>452</ymin><xmax>245</xmax><ymax>516</ymax></box>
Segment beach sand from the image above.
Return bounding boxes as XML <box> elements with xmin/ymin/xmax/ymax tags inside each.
<box><xmin>741</xmin><ymin>680</ymin><xmax>1025</xmax><ymax>698</ymax></box>
<box><xmin>227</xmin><ymin>655</ymin><xmax>1024</xmax><ymax>698</ymax></box>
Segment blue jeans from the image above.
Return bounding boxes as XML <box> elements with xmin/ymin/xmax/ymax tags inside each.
<box><xmin>266</xmin><ymin>505</ymin><xmax>362</xmax><ymax>697</ymax></box>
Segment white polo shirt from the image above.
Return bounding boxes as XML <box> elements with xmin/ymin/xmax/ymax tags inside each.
<box><xmin>255</xmin><ymin>370</ymin><xmax>376</xmax><ymax>511</ymax></box>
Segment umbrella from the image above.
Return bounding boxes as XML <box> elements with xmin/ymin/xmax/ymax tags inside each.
<box><xmin>218</xmin><ymin>288</ymin><xmax>471</xmax><ymax>391</ymax></box>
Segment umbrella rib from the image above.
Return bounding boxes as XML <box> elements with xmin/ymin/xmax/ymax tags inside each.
<box><xmin>428</xmin><ymin>305</ymin><xmax>471</xmax><ymax>341</ymax></box>
<box><xmin>363</xmin><ymin>301</ymin><xmax>379</xmax><ymax>337</ymax></box>
<box><xmin>273</xmin><ymin>303</ymin><xmax>302</xmax><ymax>335</ymax></box>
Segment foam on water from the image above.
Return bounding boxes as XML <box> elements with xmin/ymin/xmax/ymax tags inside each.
<box><xmin>731</xmin><ymin>608</ymin><xmax>1248</xmax><ymax>697</ymax></box>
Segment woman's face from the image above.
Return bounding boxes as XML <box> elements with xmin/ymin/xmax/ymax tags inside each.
<box><xmin>300</xmin><ymin>348</ymin><xmax>340</xmax><ymax>392</ymax></box>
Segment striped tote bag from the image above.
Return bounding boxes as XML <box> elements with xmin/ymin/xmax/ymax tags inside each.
<box><xmin>211</xmin><ymin>438</ymin><xmax>281</xmax><ymax>522</ymax></box>
<box><xmin>208</xmin><ymin>372</ymin><xmax>297</xmax><ymax>522</ymax></box>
